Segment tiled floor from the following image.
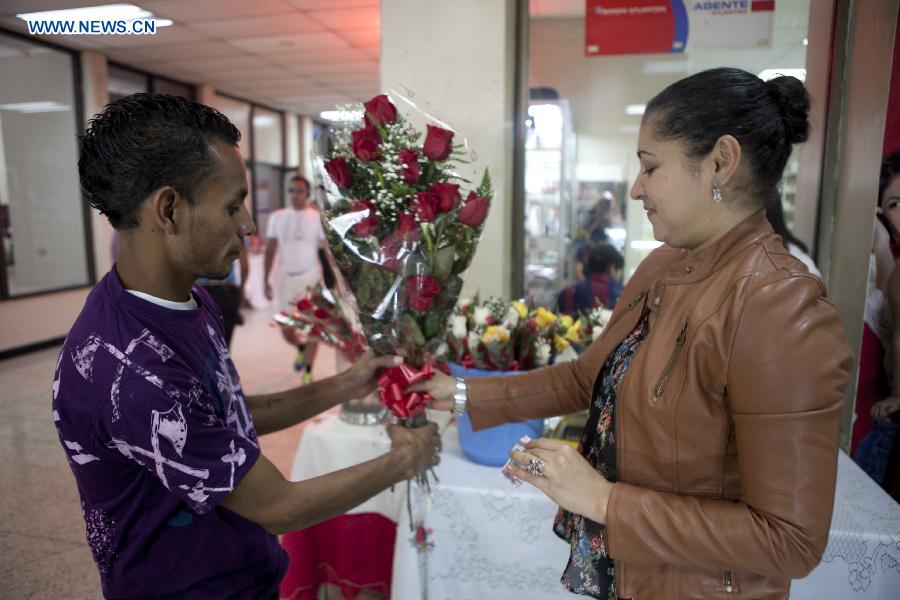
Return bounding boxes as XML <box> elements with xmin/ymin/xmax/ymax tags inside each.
<box><xmin>0</xmin><ymin>306</ymin><xmax>338</xmax><ymax>598</ymax></box>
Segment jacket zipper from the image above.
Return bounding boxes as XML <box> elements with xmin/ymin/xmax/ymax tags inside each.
<box><xmin>723</xmin><ymin>570</ymin><xmax>735</xmax><ymax>593</ymax></box>
<box><xmin>653</xmin><ymin>319</ymin><xmax>689</xmax><ymax>399</ymax></box>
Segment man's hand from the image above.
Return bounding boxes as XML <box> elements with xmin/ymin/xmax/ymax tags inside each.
<box><xmin>408</xmin><ymin>369</ymin><xmax>455</xmax><ymax>411</ymax></box>
<box><xmin>341</xmin><ymin>352</ymin><xmax>404</xmax><ymax>399</ymax></box>
<box><xmin>387</xmin><ymin>422</ymin><xmax>441</xmax><ymax>477</ymax></box>
<box><xmin>872</xmin><ymin>396</ymin><xmax>900</xmax><ymax>421</ymax></box>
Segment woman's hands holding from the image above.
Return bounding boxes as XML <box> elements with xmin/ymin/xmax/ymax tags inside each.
<box><xmin>509</xmin><ymin>438</ymin><xmax>614</xmax><ymax>524</ymax></box>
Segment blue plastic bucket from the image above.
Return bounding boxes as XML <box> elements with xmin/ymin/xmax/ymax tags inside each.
<box><xmin>448</xmin><ymin>362</ymin><xmax>544</xmax><ymax>467</ymax></box>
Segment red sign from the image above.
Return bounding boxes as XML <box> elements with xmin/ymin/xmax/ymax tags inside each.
<box><xmin>585</xmin><ymin>1</ymin><xmax>677</xmax><ymax>56</ymax></box>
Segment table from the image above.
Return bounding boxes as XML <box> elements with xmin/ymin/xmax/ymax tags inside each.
<box><xmin>282</xmin><ymin>410</ymin><xmax>900</xmax><ymax>600</ymax></box>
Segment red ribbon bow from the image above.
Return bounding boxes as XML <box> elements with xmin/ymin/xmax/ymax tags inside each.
<box><xmin>377</xmin><ymin>363</ymin><xmax>435</xmax><ymax>418</ymax></box>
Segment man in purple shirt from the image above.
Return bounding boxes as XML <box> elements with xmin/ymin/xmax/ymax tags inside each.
<box><xmin>54</xmin><ymin>93</ymin><xmax>441</xmax><ymax>599</ymax></box>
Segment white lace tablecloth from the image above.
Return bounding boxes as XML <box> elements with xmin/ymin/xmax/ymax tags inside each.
<box><xmin>291</xmin><ymin>412</ymin><xmax>900</xmax><ymax>600</ymax></box>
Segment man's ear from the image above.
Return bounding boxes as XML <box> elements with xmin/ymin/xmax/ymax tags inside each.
<box><xmin>148</xmin><ymin>187</ymin><xmax>182</xmax><ymax>235</ymax></box>
<box><xmin>711</xmin><ymin>134</ymin><xmax>742</xmax><ymax>186</ymax></box>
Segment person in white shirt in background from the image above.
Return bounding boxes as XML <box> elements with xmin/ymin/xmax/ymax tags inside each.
<box><xmin>765</xmin><ymin>191</ymin><xmax>821</xmax><ymax>278</ymax></box>
<box><xmin>264</xmin><ymin>175</ymin><xmax>325</xmax><ymax>382</ymax></box>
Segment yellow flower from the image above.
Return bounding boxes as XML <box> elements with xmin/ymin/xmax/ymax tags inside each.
<box><xmin>554</xmin><ymin>335</ymin><xmax>570</xmax><ymax>352</ymax></box>
<box><xmin>534</xmin><ymin>307</ymin><xmax>557</xmax><ymax>328</ymax></box>
<box><xmin>559</xmin><ymin>314</ymin><xmax>574</xmax><ymax>329</ymax></box>
<box><xmin>512</xmin><ymin>300</ymin><xmax>528</xmax><ymax>320</ymax></box>
<box><xmin>565</xmin><ymin>320</ymin><xmax>582</xmax><ymax>343</ymax></box>
<box><xmin>481</xmin><ymin>325</ymin><xmax>510</xmax><ymax>344</ymax></box>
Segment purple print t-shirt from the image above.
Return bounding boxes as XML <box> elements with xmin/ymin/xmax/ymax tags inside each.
<box><xmin>52</xmin><ymin>268</ymin><xmax>288</xmax><ymax>598</ymax></box>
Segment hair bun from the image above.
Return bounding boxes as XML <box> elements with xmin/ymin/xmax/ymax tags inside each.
<box><xmin>765</xmin><ymin>75</ymin><xmax>811</xmax><ymax>145</ymax></box>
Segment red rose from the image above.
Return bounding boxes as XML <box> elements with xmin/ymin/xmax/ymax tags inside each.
<box><xmin>379</xmin><ymin>233</ymin><xmax>408</xmax><ymax>272</ymax></box>
<box><xmin>397</xmin><ymin>212</ymin><xmax>419</xmax><ymax>235</ymax></box>
<box><xmin>405</xmin><ymin>275</ymin><xmax>442</xmax><ymax>312</ymax></box>
<box><xmin>296</xmin><ymin>299</ymin><xmax>313</xmax><ymax>312</ymax></box>
<box><xmin>398</xmin><ymin>149</ymin><xmax>420</xmax><ymax>184</ymax></box>
<box><xmin>422</xmin><ymin>124</ymin><xmax>454</xmax><ymax>161</ymax></box>
<box><xmin>457</xmin><ymin>192</ymin><xmax>490</xmax><ymax>227</ymax></box>
<box><xmin>429</xmin><ymin>182</ymin><xmax>460</xmax><ymax>212</ymax></box>
<box><xmin>413</xmin><ymin>192</ymin><xmax>439</xmax><ymax>223</ymax></box>
<box><xmin>350</xmin><ymin>200</ymin><xmax>379</xmax><ymax>236</ymax></box>
<box><xmin>314</xmin><ymin>308</ymin><xmax>329</xmax><ymax>320</ymax></box>
<box><xmin>351</xmin><ymin>126</ymin><xmax>381</xmax><ymax>161</ymax></box>
<box><xmin>324</xmin><ymin>158</ymin><xmax>352</xmax><ymax>188</ymax></box>
<box><xmin>364</xmin><ymin>94</ymin><xmax>397</xmax><ymax>126</ymax></box>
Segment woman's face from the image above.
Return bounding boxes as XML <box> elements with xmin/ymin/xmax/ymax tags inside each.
<box><xmin>629</xmin><ymin>119</ymin><xmax>720</xmax><ymax>251</ymax></box>
<box><xmin>881</xmin><ymin>175</ymin><xmax>900</xmax><ymax>240</ymax></box>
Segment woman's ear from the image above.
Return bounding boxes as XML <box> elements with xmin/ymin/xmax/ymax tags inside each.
<box><xmin>712</xmin><ymin>134</ymin><xmax>742</xmax><ymax>186</ymax></box>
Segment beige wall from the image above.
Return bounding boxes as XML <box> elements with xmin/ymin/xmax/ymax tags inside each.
<box><xmin>380</xmin><ymin>0</ymin><xmax>518</xmax><ymax>299</ymax></box>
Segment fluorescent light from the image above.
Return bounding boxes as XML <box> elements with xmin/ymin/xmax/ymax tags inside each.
<box><xmin>630</xmin><ymin>240</ymin><xmax>663</xmax><ymax>250</ymax></box>
<box><xmin>802</xmin><ymin>38</ymin><xmax>808</xmax><ymax>46</ymax></box>
<box><xmin>625</xmin><ymin>104</ymin><xmax>645</xmax><ymax>116</ymax></box>
<box><xmin>757</xmin><ymin>69</ymin><xmax>806</xmax><ymax>82</ymax></box>
<box><xmin>252</xmin><ymin>115</ymin><xmax>276</xmax><ymax>127</ymax></box>
<box><xmin>17</xmin><ymin>4</ymin><xmax>172</xmax><ymax>26</ymax></box>
<box><xmin>606</xmin><ymin>228</ymin><xmax>626</xmax><ymax>241</ymax></box>
<box><xmin>0</xmin><ymin>101</ymin><xmax>70</xmax><ymax>113</ymax></box>
<box><xmin>319</xmin><ymin>110</ymin><xmax>363</xmax><ymax>122</ymax></box>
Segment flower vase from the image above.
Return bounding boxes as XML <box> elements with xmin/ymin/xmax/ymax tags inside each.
<box><xmin>448</xmin><ymin>362</ymin><xmax>544</xmax><ymax>467</ymax></box>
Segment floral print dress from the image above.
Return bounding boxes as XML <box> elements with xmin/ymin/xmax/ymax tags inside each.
<box><xmin>553</xmin><ymin>312</ymin><xmax>650</xmax><ymax>599</ymax></box>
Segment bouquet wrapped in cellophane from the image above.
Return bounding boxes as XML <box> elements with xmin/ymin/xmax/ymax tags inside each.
<box><xmin>446</xmin><ymin>296</ymin><xmax>614</xmax><ymax>371</ymax></box>
<box><xmin>316</xmin><ymin>92</ymin><xmax>492</xmax><ymax>425</ymax></box>
<box><xmin>272</xmin><ymin>282</ymin><xmax>365</xmax><ymax>360</ymax></box>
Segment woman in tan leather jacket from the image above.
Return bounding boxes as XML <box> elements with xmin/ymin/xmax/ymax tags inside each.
<box><xmin>418</xmin><ymin>67</ymin><xmax>853</xmax><ymax>599</ymax></box>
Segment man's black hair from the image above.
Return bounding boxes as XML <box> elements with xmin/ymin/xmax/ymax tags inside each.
<box><xmin>79</xmin><ymin>92</ymin><xmax>241</xmax><ymax>229</ymax></box>
<box><xmin>586</xmin><ymin>243</ymin><xmax>624</xmax><ymax>277</ymax></box>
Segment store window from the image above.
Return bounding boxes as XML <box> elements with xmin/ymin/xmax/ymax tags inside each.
<box><xmin>523</xmin><ymin>0</ymin><xmax>815</xmax><ymax>306</ymax></box>
<box><xmin>0</xmin><ymin>31</ymin><xmax>89</xmax><ymax>298</ymax></box>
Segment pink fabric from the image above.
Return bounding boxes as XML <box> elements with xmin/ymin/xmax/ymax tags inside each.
<box><xmin>279</xmin><ymin>513</ymin><xmax>397</xmax><ymax>600</ymax></box>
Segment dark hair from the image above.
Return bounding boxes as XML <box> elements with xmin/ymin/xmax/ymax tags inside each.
<box><xmin>586</xmin><ymin>243</ymin><xmax>624</xmax><ymax>276</ymax></box>
<box><xmin>645</xmin><ymin>67</ymin><xmax>810</xmax><ymax>203</ymax></box>
<box><xmin>79</xmin><ymin>92</ymin><xmax>241</xmax><ymax>229</ymax></box>
<box><xmin>879</xmin><ymin>149</ymin><xmax>900</xmax><ymax>205</ymax></box>
<box><xmin>765</xmin><ymin>192</ymin><xmax>808</xmax><ymax>254</ymax></box>
<box><xmin>290</xmin><ymin>175</ymin><xmax>311</xmax><ymax>189</ymax></box>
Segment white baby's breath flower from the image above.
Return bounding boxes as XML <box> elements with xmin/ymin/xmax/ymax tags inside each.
<box><xmin>473</xmin><ymin>306</ymin><xmax>491</xmax><ymax>326</ymax></box>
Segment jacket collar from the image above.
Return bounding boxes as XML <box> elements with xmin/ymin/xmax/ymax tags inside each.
<box><xmin>651</xmin><ymin>210</ymin><xmax>774</xmax><ymax>284</ymax></box>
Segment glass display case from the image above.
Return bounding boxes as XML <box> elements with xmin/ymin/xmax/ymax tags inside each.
<box><xmin>523</xmin><ymin>99</ymin><xmax>575</xmax><ymax>307</ymax></box>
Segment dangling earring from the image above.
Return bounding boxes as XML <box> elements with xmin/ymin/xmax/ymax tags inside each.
<box><xmin>712</xmin><ymin>181</ymin><xmax>723</xmax><ymax>204</ymax></box>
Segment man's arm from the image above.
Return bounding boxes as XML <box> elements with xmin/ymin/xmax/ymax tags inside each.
<box><xmin>264</xmin><ymin>238</ymin><xmax>277</xmax><ymax>300</ymax></box>
<box><xmin>246</xmin><ymin>353</ymin><xmax>399</xmax><ymax>436</ymax></box>
<box><xmin>222</xmin><ymin>422</ymin><xmax>440</xmax><ymax>534</ymax></box>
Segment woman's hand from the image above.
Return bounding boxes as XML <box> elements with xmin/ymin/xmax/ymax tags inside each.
<box><xmin>341</xmin><ymin>352</ymin><xmax>403</xmax><ymax>399</ymax></box>
<box><xmin>509</xmin><ymin>438</ymin><xmax>614</xmax><ymax>524</ymax></box>
<box><xmin>408</xmin><ymin>369</ymin><xmax>455</xmax><ymax>411</ymax></box>
<box><xmin>871</xmin><ymin>396</ymin><xmax>900</xmax><ymax>421</ymax></box>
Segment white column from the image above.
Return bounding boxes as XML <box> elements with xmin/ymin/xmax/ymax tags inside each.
<box><xmin>380</xmin><ymin>0</ymin><xmax>518</xmax><ymax>299</ymax></box>
<box><xmin>80</xmin><ymin>51</ymin><xmax>113</xmax><ymax>277</ymax></box>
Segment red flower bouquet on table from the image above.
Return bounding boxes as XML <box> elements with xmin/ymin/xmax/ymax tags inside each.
<box><xmin>317</xmin><ymin>93</ymin><xmax>492</xmax><ymax>427</ymax></box>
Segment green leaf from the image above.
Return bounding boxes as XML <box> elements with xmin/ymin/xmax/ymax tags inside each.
<box><xmin>399</xmin><ymin>313</ymin><xmax>425</xmax><ymax>346</ymax></box>
<box><xmin>433</xmin><ymin>245</ymin><xmax>456</xmax><ymax>278</ymax></box>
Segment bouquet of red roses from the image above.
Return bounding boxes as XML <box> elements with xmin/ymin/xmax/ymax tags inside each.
<box><xmin>317</xmin><ymin>93</ymin><xmax>492</xmax><ymax>425</ymax></box>
<box><xmin>273</xmin><ymin>282</ymin><xmax>365</xmax><ymax>360</ymax></box>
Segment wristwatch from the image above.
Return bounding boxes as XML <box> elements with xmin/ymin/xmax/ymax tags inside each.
<box><xmin>452</xmin><ymin>377</ymin><xmax>468</xmax><ymax>416</ymax></box>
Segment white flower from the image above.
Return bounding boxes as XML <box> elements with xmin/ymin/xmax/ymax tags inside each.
<box><xmin>556</xmin><ymin>345</ymin><xmax>579</xmax><ymax>363</ymax></box>
<box><xmin>473</xmin><ymin>306</ymin><xmax>491</xmax><ymax>326</ymax></box>
<box><xmin>458</xmin><ymin>297</ymin><xmax>473</xmax><ymax>310</ymax></box>
<box><xmin>591</xmin><ymin>326</ymin><xmax>603</xmax><ymax>341</ymax></box>
<box><xmin>535</xmin><ymin>340</ymin><xmax>552</xmax><ymax>367</ymax></box>
<box><xmin>467</xmin><ymin>330</ymin><xmax>482</xmax><ymax>352</ymax></box>
<box><xmin>450</xmin><ymin>315</ymin><xmax>468</xmax><ymax>339</ymax></box>
<box><xmin>502</xmin><ymin>305</ymin><xmax>519</xmax><ymax>329</ymax></box>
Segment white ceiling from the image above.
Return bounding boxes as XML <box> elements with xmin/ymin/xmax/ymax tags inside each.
<box><xmin>0</xmin><ymin>0</ymin><xmax>382</xmax><ymax>115</ymax></box>
<box><xmin>0</xmin><ymin>0</ymin><xmax>610</xmax><ymax>116</ymax></box>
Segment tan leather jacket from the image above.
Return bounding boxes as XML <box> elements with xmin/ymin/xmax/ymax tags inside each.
<box><xmin>468</xmin><ymin>212</ymin><xmax>853</xmax><ymax>599</ymax></box>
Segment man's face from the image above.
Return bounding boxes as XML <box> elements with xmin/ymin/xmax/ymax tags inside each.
<box><xmin>183</xmin><ymin>141</ymin><xmax>254</xmax><ymax>279</ymax></box>
<box><xmin>289</xmin><ymin>179</ymin><xmax>310</xmax><ymax>209</ymax></box>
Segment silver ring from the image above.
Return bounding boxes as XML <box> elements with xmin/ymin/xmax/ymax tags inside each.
<box><xmin>527</xmin><ymin>457</ymin><xmax>545</xmax><ymax>477</ymax></box>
